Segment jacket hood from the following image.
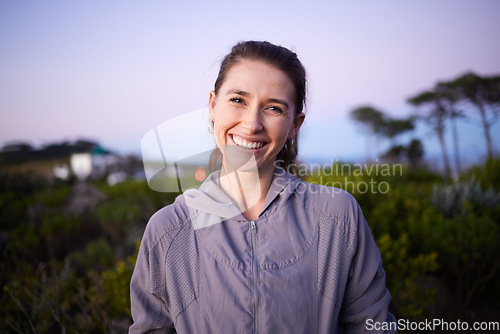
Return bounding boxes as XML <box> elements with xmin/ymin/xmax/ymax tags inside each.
<box><xmin>183</xmin><ymin>167</ymin><xmax>300</xmax><ymax>230</ymax></box>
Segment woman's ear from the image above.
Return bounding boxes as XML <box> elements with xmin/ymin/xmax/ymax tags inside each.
<box><xmin>290</xmin><ymin>112</ymin><xmax>305</xmax><ymax>138</ymax></box>
<box><xmin>208</xmin><ymin>91</ymin><xmax>217</xmax><ymax>121</ymax></box>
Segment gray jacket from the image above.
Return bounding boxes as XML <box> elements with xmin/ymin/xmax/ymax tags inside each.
<box><xmin>130</xmin><ymin>169</ymin><xmax>395</xmax><ymax>333</ymax></box>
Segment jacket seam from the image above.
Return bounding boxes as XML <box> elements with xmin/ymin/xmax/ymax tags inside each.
<box><xmin>148</xmin><ymin>227</ymin><xmax>183</xmax><ymax>306</ymax></box>
<box><xmin>148</xmin><ymin>215</ymin><xmax>191</xmax><ymax>253</ymax></box>
<box><xmin>256</xmin><ymin>190</ymin><xmax>320</xmax><ymax>270</ymax></box>
<box><xmin>260</xmin><ymin>222</ymin><xmax>319</xmax><ymax>270</ymax></box>
<box><xmin>303</xmin><ymin>198</ymin><xmax>350</xmax><ymax>222</ymax></box>
<box><xmin>196</xmin><ymin>226</ymin><xmax>248</xmax><ymax>272</ymax></box>
<box><xmin>173</xmin><ymin>292</ymin><xmax>199</xmax><ymax>324</ymax></box>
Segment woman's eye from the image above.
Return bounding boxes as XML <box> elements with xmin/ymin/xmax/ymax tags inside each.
<box><xmin>230</xmin><ymin>98</ymin><xmax>244</xmax><ymax>104</ymax></box>
<box><xmin>268</xmin><ymin>106</ymin><xmax>284</xmax><ymax>113</ymax></box>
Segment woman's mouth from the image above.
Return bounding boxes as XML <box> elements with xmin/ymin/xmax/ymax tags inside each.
<box><xmin>231</xmin><ymin>134</ymin><xmax>266</xmax><ymax>150</ymax></box>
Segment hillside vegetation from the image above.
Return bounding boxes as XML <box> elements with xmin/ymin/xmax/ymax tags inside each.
<box><xmin>1</xmin><ymin>159</ymin><xmax>499</xmax><ymax>332</ymax></box>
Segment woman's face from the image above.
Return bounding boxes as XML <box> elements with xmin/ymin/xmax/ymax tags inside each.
<box><xmin>209</xmin><ymin>60</ymin><xmax>304</xmax><ymax>173</ymax></box>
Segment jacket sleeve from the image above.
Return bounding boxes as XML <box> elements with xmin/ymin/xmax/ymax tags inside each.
<box><xmin>339</xmin><ymin>202</ymin><xmax>396</xmax><ymax>334</ymax></box>
<box><xmin>129</xmin><ymin>224</ymin><xmax>176</xmax><ymax>334</ymax></box>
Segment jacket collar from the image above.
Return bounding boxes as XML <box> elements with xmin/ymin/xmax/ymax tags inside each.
<box><xmin>260</xmin><ymin>167</ymin><xmax>300</xmax><ymax>217</ymax></box>
<box><xmin>183</xmin><ymin>167</ymin><xmax>300</xmax><ymax>228</ymax></box>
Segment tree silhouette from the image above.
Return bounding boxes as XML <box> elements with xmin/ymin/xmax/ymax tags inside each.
<box><xmin>350</xmin><ymin>106</ymin><xmax>385</xmax><ymax>161</ymax></box>
<box><xmin>382</xmin><ymin>118</ymin><xmax>415</xmax><ymax>145</ymax></box>
<box><xmin>408</xmin><ymin>90</ymin><xmax>454</xmax><ymax>177</ymax></box>
<box><xmin>435</xmin><ymin>82</ymin><xmax>463</xmax><ymax>174</ymax></box>
<box><xmin>407</xmin><ymin>139</ymin><xmax>424</xmax><ymax>166</ymax></box>
<box><xmin>443</xmin><ymin>72</ymin><xmax>500</xmax><ymax>159</ymax></box>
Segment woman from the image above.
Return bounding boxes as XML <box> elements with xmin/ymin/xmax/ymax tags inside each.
<box><xmin>130</xmin><ymin>41</ymin><xmax>395</xmax><ymax>333</ymax></box>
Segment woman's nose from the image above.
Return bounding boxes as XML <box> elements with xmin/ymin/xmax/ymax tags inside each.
<box><xmin>241</xmin><ymin>108</ymin><xmax>263</xmax><ymax>133</ymax></box>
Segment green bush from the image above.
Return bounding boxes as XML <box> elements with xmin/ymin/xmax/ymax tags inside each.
<box><xmin>429</xmin><ymin>213</ymin><xmax>500</xmax><ymax>312</ymax></box>
<box><xmin>0</xmin><ymin>175</ymin><xmax>178</xmax><ymax>332</ymax></box>
<box><xmin>377</xmin><ymin>233</ymin><xmax>438</xmax><ymax>318</ymax></box>
<box><xmin>461</xmin><ymin>158</ymin><xmax>500</xmax><ymax>191</ymax></box>
<box><xmin>1</xmin><ymin>159</ymin><xmax>498</xmax><ymax>330</ymax></box>
<box><xmin>102</xmin><ymin>240</ymin><xmax>139</xmax><ymax>320</ymax></box>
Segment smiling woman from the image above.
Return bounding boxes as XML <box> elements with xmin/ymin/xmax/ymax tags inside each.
<box><xmin>209</xmin><ymin>60</ymin><xmax>300</xmax><ymax>173</ymax></box>
<box><xmin>130</xmin><ymin>41</ymin><xmax>395</xmax><ymax>333</ymax></box>
<box><xmin>209</xmin><ymin>41</ymin><xmax>306</xmax><ymax>177</ymax></box>
<box><xmin>208</xmin><ymin>59</ymin><xmax>304</xmax><ymax>219</ymax></box>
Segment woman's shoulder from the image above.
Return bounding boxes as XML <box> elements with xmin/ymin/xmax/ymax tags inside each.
<box><xmin>142</xmin><ymin>195</ymin><xmax>191</xmax><ymax>249</ymax></box>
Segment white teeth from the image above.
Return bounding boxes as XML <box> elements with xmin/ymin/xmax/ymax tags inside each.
<box><xmin>232</xmin><ymin>135</ymin><xmax>265</xmax><ymax>150</ymax></box>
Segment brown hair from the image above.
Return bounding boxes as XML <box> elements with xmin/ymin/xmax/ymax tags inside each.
<box><xmin>210</xmin><ymin>41</ymin><xmax>307</xmax><ymax>175</ymax></box>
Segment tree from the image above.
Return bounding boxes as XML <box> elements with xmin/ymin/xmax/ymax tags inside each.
<box><xmin>1</xmin><ymin>142</ymin><xmax>33</xmax><ymax>152</ymax></box>
<box><xmin>435</xmin><ymin>82</ymin><xmax>464</xmax><ymax>174</ymax></box>
<box><xmin>380</xmin><ymin>144</ymin><xmax>406</xmax><ymax>162</ymax></box>
<box><xmin>407</xmin><ymin>139</ymin><xmax>424</xmax><ymax>166</ymax></box>
<box><xmin>350</xmin><ymin>106</ymin><xmax>385</xmax><ymax>161</ymax></box>
<box><xmin>382</xmin><ymin>118</ymin><xmax>415</xmax><ymax>145</ymax></box>
<box><xmin>407</xmin><ymin>90</ymin><xmax>454</xmax><ymax>177</ymax></box>
<box><xmin>380</xmin><ymin>138</ymin><xmax>424</xmax><ymax>166</ymax></box>
<box><xmin>443</xmin><ymin>72</ymin><xmax>500</xmax><ymax>159</ymax></box>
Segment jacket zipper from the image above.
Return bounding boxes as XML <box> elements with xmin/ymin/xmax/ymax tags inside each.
<box><xmin>250</xmin><ymin>220</ymin><xmax>259</xmax><ymax>334</ymax></box>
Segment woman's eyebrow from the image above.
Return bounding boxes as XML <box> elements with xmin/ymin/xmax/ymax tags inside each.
<box><xmin>226</xmin><ymin>89</ymin><xmax>289</xmax><ymax>109</ymax></box>
<box><xmin>268</xmin><ymin>98</ymin><xmax>289</xmax><ymax>109</ymax></box>
<box><xmin>226</xmin><ymin>89</ymin><xmax>250</xmax><ymax>96</ymax></box>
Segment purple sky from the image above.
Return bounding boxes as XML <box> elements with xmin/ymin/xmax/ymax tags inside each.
<box><xmin>1</xmin><ymin>1</ymin><xmax>499</xmax><ymax>165</ymax></box>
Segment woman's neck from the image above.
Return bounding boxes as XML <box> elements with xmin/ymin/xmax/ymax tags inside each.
<box><xmin>219</xmin><ymin>163</ymin><xmax>274</xmax><ymax>220</ymax></box>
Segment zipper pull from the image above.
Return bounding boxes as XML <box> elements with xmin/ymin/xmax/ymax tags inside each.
<box><xmin>250</xmin><ymin>220</ymin><xmax>257</xmax><ymax>231</ymax></box>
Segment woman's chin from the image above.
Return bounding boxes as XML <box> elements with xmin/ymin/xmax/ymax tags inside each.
<box><xmin>222</xmin><ymin>144</ymin><xmax>259</xmax><ymax>172</ymax></box>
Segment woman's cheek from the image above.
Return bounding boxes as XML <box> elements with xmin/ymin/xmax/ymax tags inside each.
<box><xmin>213</xmin><ymin>124</ymin><xmax>224</xmax><ymax>150</ymax></box>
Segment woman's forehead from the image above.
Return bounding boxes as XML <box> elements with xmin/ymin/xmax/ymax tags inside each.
<box><xmin>221</xmin><ymin>60</ymin><xmax>295</xmax><ymax>99</ymax></box>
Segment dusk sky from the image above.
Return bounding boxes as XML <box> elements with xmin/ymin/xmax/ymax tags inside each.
<box><xmin>1</xmin><ymin>1</ymin><xmax>499</xmax><ymax>166</ymax></box>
